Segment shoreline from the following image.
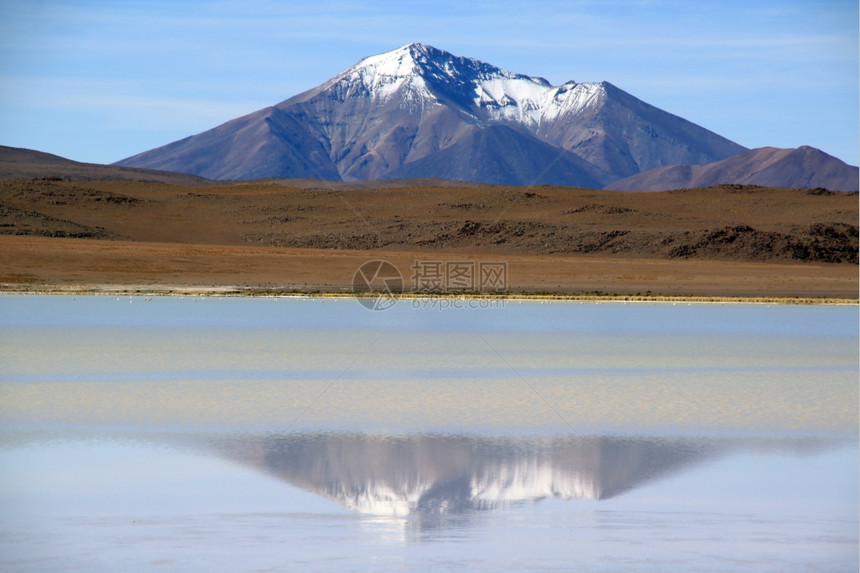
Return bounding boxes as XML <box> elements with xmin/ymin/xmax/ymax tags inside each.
<box><xmin>2</xmin><ymin>285</ymin><xmax>856</xmax><ymax>305</ymax></box>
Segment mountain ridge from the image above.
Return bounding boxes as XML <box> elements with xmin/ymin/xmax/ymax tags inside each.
<box><xmin>608</xmin><ymin>146</ymin><xmax>859</xmax><ymax>191</ymax></box>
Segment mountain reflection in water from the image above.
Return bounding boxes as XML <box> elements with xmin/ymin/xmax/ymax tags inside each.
<box><xmin>208</xmin><ymin>433</ymin><xmax>724</xmax><ymax>519</ymax></box>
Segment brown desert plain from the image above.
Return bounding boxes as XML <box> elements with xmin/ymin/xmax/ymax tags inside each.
<box><xmin>0</xmin><ymin>176</ymin><xmax>857</xmax><ymax>301</ymax></box>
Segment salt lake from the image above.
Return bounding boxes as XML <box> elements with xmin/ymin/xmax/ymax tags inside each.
<box><xmin>0</xmin><ymin>295</ymin><xmax>857</xmax><ymax>571</ymax></box>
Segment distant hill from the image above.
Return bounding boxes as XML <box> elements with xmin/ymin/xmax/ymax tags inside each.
<box><xmin>0</xmin><ymin>145</ymin><xmax>213</xmax><ymax>184</ymax></box>
<box><xmin>0</xmin><ymin>145</ymin><xmax>495</xmax><ymax>188</ymax></box>
<box><xmin>114</xmin><ymin>43</ymin><xmax>745</xmax><ymax>187</ymax></box>
<box><xmin>607</xmin><ymin>146</ymin><xmax>859</xmax><ymax>191</ymax></box>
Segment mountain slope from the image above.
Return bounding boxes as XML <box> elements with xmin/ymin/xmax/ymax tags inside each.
<box><xmin>536</xmin><ymin>81</ymin><xmax>747</xmax><ymax>179</ymax></box>
<box><xmin>114</xmin><ymin>107</ymin><xmax>341</xmax><ymax>181</ymax></box>
<box><xmin>389</xmin><ymin>124</ymin><xmax>608</xmax><ymax>187</ymax></box>
<box><xmin>115</xmin><ymin>43</ymin><xmax>746</xmax><ymax>186</ymax></box>
<box><xmin>607</xmin><ymin>146</ymin><xmax>860</xmax><ymax>191</ymax></box>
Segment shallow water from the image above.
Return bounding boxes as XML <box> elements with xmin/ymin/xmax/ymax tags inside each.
<box><xmin>0</xmin><ymin>295</ymin><xmax>857</xmax><ymax>571</ymax></box>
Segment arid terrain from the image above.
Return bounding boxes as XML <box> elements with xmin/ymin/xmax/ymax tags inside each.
<box><xmin>0</xmin><ymin>178</ymin><xmax>857</xmax><ymax>299</ymax></box>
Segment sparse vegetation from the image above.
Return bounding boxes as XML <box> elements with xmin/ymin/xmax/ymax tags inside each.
<box><xmin>0</xmin><ymin>179</ymin><xmax>856</xmax><ymax>300</ymax></box>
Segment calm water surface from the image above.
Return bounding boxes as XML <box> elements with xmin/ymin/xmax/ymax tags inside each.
<box><xmin>0</xmin><ymin>295</ymin><xmax>857</xmax><ymax>571</ymax></box>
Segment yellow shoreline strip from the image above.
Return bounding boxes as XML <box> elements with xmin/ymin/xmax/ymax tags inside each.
<box><xmin>0</xmin><ymin>286</ymin><xmax>856</xmax><ymax>305</ymax></box>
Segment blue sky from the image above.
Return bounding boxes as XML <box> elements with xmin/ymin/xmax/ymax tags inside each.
<box><xmin>1</xmin><ymin>0</ymin><xmax>857</xmax><ymax>165</ymax></box>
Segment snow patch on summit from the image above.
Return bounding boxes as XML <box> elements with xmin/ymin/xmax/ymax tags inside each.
<box><xmin>474</xmin><ymin>76</ymin><xmax>551</xmax><ymax>124</ymax></box>
<box><xmin>476</xmin><ymin>79</ymin><xmax>606</xmax><ymax>127</ymax></box>
<box><xmin>334</xmin><ymin>44</ymin><xmax>436</xmax><ymax>108</ymax></box>
<box><xmin>540</xmin><ymin>82</ymin><xmax>607</xmax><ymax>123</ymax></box>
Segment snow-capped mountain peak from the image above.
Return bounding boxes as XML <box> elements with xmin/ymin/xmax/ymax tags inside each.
<box><xmin>334</xmin><ymin>43</ymin><xmax>605</xmax><ymax>127</ymax></box>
